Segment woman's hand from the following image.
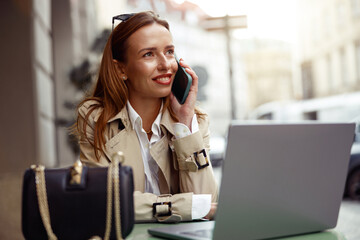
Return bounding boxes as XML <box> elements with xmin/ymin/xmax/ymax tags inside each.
<box><xmin>170</xmin><ymin>59</ymin><xmax>198</xmax><ymax>130</ymax></box>
<box><xmin>204</xmin><ymin>203</ymin><xmax>217</xmax><ymax>220</ymax></box>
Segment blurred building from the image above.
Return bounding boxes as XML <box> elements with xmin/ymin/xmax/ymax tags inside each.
<box><xmin>241</xmin><ymin>39</ymin><xmax>294</xmax><ymax>110</ymax></box>
<box><xmin>0</xmin><ymin>0</ymin><xmax>105</xmax><ymax>238</ymax></box>
<box><xmin>298</xmin><ymin>0</ymin><xmax>360</xmax><ymax>99</ymax></box>
<box><xmin>250</xmin><ymin>0</ymin><xmax>360</xmax><ymax>122</ymax></box>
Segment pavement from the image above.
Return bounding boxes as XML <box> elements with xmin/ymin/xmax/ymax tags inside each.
<box><xmin>335</xmin><ymin>199</ymin><xmax>360</xmax><ymax>240</ymax></box>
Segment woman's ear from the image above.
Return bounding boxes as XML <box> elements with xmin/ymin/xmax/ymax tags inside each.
<box><xmin>112</xmin><ymin>59</ymin><xmax>127</xmax><ymax>80</ymax></box>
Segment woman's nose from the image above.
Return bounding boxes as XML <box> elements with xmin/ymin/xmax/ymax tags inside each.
<box><xmin>157</xmin><ymin>55</ymin><xmax>171</xmax><ymax>71</ymax></box>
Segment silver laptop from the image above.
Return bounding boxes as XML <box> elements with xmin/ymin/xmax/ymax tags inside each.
<box><xmin>149</xmin><ymin>122</ymin><xmax>355</xmax><ymax>240</ymax></box>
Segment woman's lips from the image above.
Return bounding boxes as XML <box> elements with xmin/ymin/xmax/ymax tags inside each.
<box><xmin>153</xmin><ymin>74</ymin><xmax>172</xmax><ymax>85</ymax></box>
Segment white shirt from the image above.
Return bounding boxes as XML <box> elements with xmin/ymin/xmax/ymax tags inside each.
<box><xmin>126</xmin><ymin>101</ymin><xmax>210</xmax><ymax>219</ymax></box>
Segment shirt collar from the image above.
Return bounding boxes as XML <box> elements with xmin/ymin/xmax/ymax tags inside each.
<box><xmin>126</xmin><ymin>101</ymin><xmax>163</xmax><ymax>135</ymax></box>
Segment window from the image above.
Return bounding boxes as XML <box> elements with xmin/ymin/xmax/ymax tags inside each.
<box><xmin>340</xmin><ymin>47</ymin><xmax>349</xmax><ymax>86</ymax></box>
<box><xmin>351</xmin><ymin>0</ymin><xmax>360</xmax><ymax>17</ymax></box>
<box><xmin>356</xmin><ymin>41</ymin><xmax>360</xmax><ymax>82</ymax></box>
<box><xmin>323</xmin><ymin>10</ymin><xmax>331</xmax><ymax>37</ymax></box>
<box><xmin>259</xmin><ymin>113</ymin><xmax>273</xmax><ymax>120</ymax></box>
<box><xmin>301</xmin><ymin>62</ymin><xmax>314</xmax><ymax>99</ymax></box>
<box><xmin>326</xmin><ymin>54</ymin><xmax>335</xmax><ymax>92</ymax></box>
<box><xmin>336</xmin><ymin>2</ymin><xmax>346</xmax><ymax>27</ymax></box>
<box><xmin>303</xmin><ymin>111</ymin><xmax>317</xmax><ymax>120</ymax></box>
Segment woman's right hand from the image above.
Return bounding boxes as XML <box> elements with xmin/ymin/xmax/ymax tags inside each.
<box><xmin>170</xmin><ymin>59</ymin><xmax>199</xmax><ymax>130</ymax></box>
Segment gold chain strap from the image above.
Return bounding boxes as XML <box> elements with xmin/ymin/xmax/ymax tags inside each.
<box><xmin>104</xmin><ymin>159</ymin><xmax>114</xmax><ymax>240</ymax></box>
<box><xmin>32</xmin><ymin>165</ymin><xmax>58</xmax><ymax>240</ymax></box>
<box><xmin>32</xmin><ymin>153</ymin><xmax>124</xmax><ymax>240</ymax></box>
<box><xmin>104</xmin><ymin>155</ymin><xmax>123</xmax><ymax>240</ymax></box>
<box><xmin>113</xmin><ymin>158</ymin><xmax>122</xmax><ymax>239</ymax></box>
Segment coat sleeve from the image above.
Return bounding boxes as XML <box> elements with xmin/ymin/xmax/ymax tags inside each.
<box><xmin>134</xmin><ymin>191</ymin><xmax>193</xmax><ymax>223</ymax></box>
<box><xmin>171</xmin><ymin>112</ymin><xmax>219</xmax><ymax>203</ymax></box>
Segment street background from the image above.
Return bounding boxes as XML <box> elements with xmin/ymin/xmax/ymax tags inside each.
<box><xmin>1</xmin><ymin>0</ymin><xmax>360</xmax><ymax>239</ymax></box>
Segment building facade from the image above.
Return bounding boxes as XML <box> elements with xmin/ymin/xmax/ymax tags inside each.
<box><xmin>241</xmin><ymin>39</ymin><xmax>294</xmax><ymax>110</ymax></box>
<box><xmin>250</xmin><ymin>0</ymin><xmax>360</xmax><ymax>122</ymax></box>
<box><xmin>0</xmin><ymin>0</ymin><xmax>103</xmax><ymax>238</ymax></box>
<box><xmin>298</xmin><ymin>0</ymin><xmax>360</xmax><ymax>99</ymax></box>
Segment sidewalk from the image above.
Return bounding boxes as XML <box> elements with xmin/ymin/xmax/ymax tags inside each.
<box><xmin>335</xmin><ymin>200</ymin><xmax>360</xmax><ymax>240</ymax></box>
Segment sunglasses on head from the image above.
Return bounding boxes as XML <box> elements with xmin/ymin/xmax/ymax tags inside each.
<box><xmin>112</xmin><ymin>12</ymin><xmax>160</xmax><ymax>30</ymax></box>
<box><xmin>112</xmin><ymin>13</ymin><xmax>136</xmax><ymax>30</ymax></box>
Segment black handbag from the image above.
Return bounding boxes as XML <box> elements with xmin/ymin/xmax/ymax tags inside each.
<box><xmin>22</xmin><ymin>151</ymin><xmax>134</xmax><ymax>240</ymax></box>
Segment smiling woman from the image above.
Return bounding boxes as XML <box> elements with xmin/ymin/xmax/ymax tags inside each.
<box><xmin>72</xmin><ymin>11</ymin><xmax>218</xmax><ymax>223</ymax></box>
<box><xmin>118</xmin><ymin>23</ymin><xmax>178</xmax><ymax>105</ymax></box>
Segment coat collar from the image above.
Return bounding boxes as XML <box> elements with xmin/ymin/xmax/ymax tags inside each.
<box><xmin>94</xmin><ymin>104</ymin><xmax>176</xmax><ymax>136</ymax></box>
<box><xmin>92</xmin><ymin>105</ymin><xmax>131</xmax><ymax>130</ymax></box>
<box><xmin>160</xmin><ymin>108</ymin><xmax>176</xmax><ymax>136</ymax></box>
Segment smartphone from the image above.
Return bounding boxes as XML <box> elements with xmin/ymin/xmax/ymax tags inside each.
<box><xmin>171</xmin><ymin>55</ymin><xmax>192</xmax><ymax>104</ymax></box>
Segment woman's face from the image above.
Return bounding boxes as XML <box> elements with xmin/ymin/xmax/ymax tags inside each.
<box><xmin>122</xmin><ymin>23</ymin><xmax>178</xmax><ymax>103</ymax></box>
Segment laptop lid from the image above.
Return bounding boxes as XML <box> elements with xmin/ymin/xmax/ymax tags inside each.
<box><xmin>149</xmin><ymin>122</ymin><xmax>355</xmax><ymax>240</ymax></box>
<box><xmin>213</xmin><ymin>122</ymin><xmax>354</xmax><ymax>239</ymax></box>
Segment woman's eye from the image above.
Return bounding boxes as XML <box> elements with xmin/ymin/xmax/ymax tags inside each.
<box><xmin>143</xmin><ymin>52</ymin><xmax>153</xmax><ymax>57</ymax></box>
<box><xmin>166</xmin><ymin>49</ymin><xmax>175</xmax><ymax>55</ymax></box>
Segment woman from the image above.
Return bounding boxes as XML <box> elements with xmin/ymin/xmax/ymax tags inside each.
<box><xmin>75</xmin><ymin>11</ymin><xmax>217</xmax><ymax>222</ymax></box>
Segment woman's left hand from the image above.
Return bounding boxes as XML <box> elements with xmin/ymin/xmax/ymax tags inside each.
<box><xmin>170</xmin><ymin>59</ymin><xmax>198</xmax><ymax>130</ymax></box>
<box><xmin>204</xmin><ymin>203</ymin><xmax>217</xmax><ymax>220</ymax></box>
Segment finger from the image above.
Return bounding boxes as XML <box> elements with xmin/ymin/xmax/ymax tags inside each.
<box><xmin>185</xmin><ymin>68</ymin><xmax>198</xmax><ymax>92</ymax></box>
<box><xmin>179</xmin><ymin>58</ymin><xmax>190</xmax><ymax>68</ymax></box>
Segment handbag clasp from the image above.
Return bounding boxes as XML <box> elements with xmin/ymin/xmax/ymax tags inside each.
<box><xmin>70</xmin><ymin>160</ymin><xmax>83</xmax><ymax>185</ymax></box>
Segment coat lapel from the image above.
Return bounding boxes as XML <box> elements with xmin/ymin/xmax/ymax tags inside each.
<box><xmin>151</xmin><ymin>108</ymin><xmax>177</xmax><ymax>193</ymax></box>
<box><xmin>103</xmin><ymin>107</ymin><xmax>146</xmax><ymax>192</ymax></box>
<box><xmin>105</xmin><ymin>130</ymin><xmax>145</xmax><ymax>192</ymax></box>
<box><xmin>150</xmin><ymin>136</ymin><xmax>172</xmax><ymax>192</ymax></box>
<box><xmin>102</xmin><ymin>106</ymin><xmax>177</xmax><ymax>193</ymax></box>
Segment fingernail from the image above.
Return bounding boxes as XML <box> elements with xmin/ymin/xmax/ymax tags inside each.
<box><xmin>179</xmin><ymin>58</ymin><xmax>184</xmax><ymax>62</ymax></box>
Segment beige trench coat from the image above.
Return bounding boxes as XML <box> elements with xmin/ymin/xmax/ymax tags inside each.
<box><xmin>78</xmin><ymin>100</ymin><xmax>218</xmax><ymax>222</ymax></box>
